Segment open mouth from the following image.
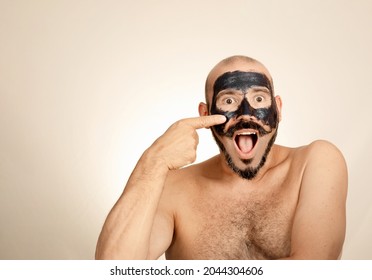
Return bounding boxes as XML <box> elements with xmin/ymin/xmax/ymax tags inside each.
<box><xmin>234</xmin><ymin>131</ymin><xmax>258</xmax><ymax>157</ymax></box>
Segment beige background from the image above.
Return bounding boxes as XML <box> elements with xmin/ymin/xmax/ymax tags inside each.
<box><xmin>1</xmin><ymin>0</ymin><xmax>371</xmax><ymax>259</ymax></box>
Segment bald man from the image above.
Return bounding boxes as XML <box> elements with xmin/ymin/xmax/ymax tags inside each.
<box><xmin>95</xmin><ymin>56</ymin><xmax>348</xmax><ymax>260</ymax></box>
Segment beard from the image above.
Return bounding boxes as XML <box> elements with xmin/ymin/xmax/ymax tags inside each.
<box><xmin>212</xmin><ymin>128</ymin><xmax>278</xmax><ymax>180</ymax></box>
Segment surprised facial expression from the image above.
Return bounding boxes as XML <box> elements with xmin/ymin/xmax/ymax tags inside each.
<box><xmin>210</xmin><ymin>70</ymin><xmax>279</xmax><ymax>180</ymax></box>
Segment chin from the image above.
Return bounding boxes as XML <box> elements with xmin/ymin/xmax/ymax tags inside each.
<box><xmin>226</xmin><ymin>152</ymin><xmax>266</xmax><ymax>180</ymax></box>
<box><xmin>213</xmin><ymin>129</ymin><xmax>278</xmax><ymax>180</ymax></box>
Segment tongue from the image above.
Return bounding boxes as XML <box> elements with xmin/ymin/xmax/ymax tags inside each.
<box><xmin>237</xmin><ymin>135</ymin><xmax>253</xmax><ymax>153</ymax></box>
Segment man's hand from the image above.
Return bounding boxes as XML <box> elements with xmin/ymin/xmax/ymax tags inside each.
<box><xmin>149</xmin><ymin>115</ymin><xmax>226</xmax><ymax>170</ymax></box>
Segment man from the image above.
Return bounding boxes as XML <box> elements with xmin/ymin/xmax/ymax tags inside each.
<box><xmin>95</xmin><ymin>55</ymin><xmax>348</xmax><ymax>260</ymax></box>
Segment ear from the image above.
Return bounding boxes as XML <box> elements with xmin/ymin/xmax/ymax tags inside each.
<box><xmin>275</xmin><ymin>95</ymin><xmax>283</xmax><ymax>122</ymax></box>
<box><xmin>198</xmin><ymin>102</ymin><xmax>209</xmax><ymax>117</ymax></box>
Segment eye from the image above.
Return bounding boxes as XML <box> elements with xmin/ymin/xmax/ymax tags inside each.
<box><xmin>248</xmin><ymin>89</ymin><xmax>272</xmax><ymax>109</ymax></box>
<box><xmin>216</xmin><ymin>92</ymin><xmax>242</xmax><ymax>111</ymax></box>
<box><xmin>224</xmin><ymin>97</ymin><xmax>234</xmax><ymax>104</ymax></box>
<box><xmin>255</xmin><ymin>96</ymin><xmax>264</xmax><ymax>103</ymax></box>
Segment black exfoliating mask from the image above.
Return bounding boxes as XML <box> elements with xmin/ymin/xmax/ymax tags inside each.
<box><xmin>210</xmin><ymin>71</ymin><xmax>278</xmax><ymax>136</ymax></box>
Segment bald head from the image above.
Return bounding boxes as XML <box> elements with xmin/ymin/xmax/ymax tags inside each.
<box><xmin>204</xmin><ymin>55</ymin><xmax>274</xmax><ymax>106</ymax></box>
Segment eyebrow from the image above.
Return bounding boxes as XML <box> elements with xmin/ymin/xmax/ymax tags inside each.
<box><xmin>215</xmin><ymin>89</ymin><xmax>242</xmax><ymax>96</ymax></box>
<box><xmin>215</xmin><ymin>86</ymin><xmax>270</xmax><ymax>100</ymax></box>
<box><xmin>215</xmin><ymin>90</ymin><xmax>246</xmax><ymax>103</ymax></box>
<box><xmin>249</xmin><ymin>86</ymin><xmax>271</xmax><ymax>93</ymax></box>
<box><xmin>213</xmin><ymin>71</ymin><xmax>273</xmax><ymax>95</ymax></box>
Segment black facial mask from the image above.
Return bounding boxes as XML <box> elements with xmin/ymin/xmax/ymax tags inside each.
<box><xmin>210</xmin><ymin>71</ymin><xmax>278</xmax><ymax>136</ymax></box>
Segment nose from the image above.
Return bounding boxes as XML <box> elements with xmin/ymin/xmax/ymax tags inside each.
<box><xmin>238</xmin><ymin>98</ymin><xmax>253</xmax><ymax>116</ymax></box>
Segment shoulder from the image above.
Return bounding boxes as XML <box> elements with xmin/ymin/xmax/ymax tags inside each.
<box><xmin>162</xmin><ymin>160</ymin><xmax>206</xmax><ymax>197</ymax></box>
<box><xmin>290</xmin><ymin>140</ymin><xmax>347</xmax><ymax>167</ymax></box>
<box><xmin>165</xmin><ymin>164</ymin><xmax>201</xmax><ymax>186</ymax></box>
<box><xmin>298</xmin><ymin>139</ymin><xmax>348</xmax><ymax>195</ymax></box>
<box><xmin>303</xmin><ymin>140</ymin><xmax>347</xmax><ymax>169</ymax></box>
<box><xmin>307</xmin><ymin>139</ymin><xmax>344</xmax><ymax>155</ymax></box>
<box><xmin>280</xmin><ymin>140</ymin><xmax>348</xmax><ymax>193</ymax></box>
<box><xmin>273</xmin><ymin>140</ymin><xmax>346</xmax><ymax>173</ymax></box>
<box><xmin>162</xmin><ymin>157</ymin><xmax>220</xmax><ymax>204</ymax></box>
<box><xmin>166</xmin><ymin>156</ymin><xmax>218</xmax><ymax>183</ymax></box>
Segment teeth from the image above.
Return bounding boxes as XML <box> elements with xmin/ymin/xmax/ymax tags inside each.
<box><xmin>238</xmin><ymin>132</ymin><xmax>256</xmax><ymax>135</ymax></box>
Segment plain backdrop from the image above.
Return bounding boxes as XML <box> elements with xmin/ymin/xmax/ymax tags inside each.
<box><xmin>1</xmin><ymin>0</ymin><xmax>371</xmax><ymax>259</ymax></box>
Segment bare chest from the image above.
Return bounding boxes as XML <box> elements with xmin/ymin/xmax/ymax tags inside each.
<box><xmin>168</xmin><ymin>184</ymin><xmax>298</xmax><ymax>260</ymax></box>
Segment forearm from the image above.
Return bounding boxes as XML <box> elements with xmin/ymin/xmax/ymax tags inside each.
<box><xmin>95</xmin><ymin>149</ymin><xmax>169</xmax><ymax>259</ymax></box>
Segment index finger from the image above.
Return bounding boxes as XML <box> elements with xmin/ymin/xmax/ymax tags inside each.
<box><xmin>182</xmin><ymin>115</ymin><xmax>226</xmax><ymax>129</ymax></box>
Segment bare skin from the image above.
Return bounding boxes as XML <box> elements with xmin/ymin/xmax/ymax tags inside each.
<box><xmin>95</xmin><ymin>56</ymin><xmax>348</xmax><ymax>260</ymax></box>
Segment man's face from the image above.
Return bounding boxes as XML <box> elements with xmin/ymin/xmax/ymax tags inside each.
<box><xmin>209</xmin><ymin>70</ymin><xmax>279</xmax><ymax>180</ymax></box>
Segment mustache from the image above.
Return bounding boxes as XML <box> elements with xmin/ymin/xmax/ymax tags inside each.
<box><xmin>224</xmin><ymin>120</ymin><xmax>271</xmax><ymax>138</ymax></box>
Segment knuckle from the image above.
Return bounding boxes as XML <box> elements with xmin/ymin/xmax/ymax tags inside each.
<box><xmin>177</xmin><ymin>119</ymin><xmax>188</xmax><ymax>126</ymax></box>
<box><xmin>199</xmin><ymin>118</ymin><xmax>207</xmax><ymax>128</ymax></box>
<box><xmin>171</xmin><ymin>120</ymin><xmax>182</xmax><ymax>129</ymax></box>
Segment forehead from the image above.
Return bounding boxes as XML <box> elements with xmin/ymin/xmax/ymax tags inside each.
<box><xmin>206</xmin><ymin>61</ymin><xmax>273</xmax><ymax>102</ymax></box>
<box><xmin>213</xmin><ymin>71</ymin><xmax>272</xmax><ymax>93</ymax></box>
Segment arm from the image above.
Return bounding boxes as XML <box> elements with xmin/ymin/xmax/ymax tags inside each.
<box><xmin>284</xmin><ymin>140</ymin><xmax>348</xmax><ymax>259</ymax></box>
<box><xmin>95</xmin><ymin>115</ymin><xmax>226</xmax><ymax>260</ymax></box>
<box><xmin>95</xmin><ymin>150</ymin><xmax>171</xmax><ymax>260</ymax></box>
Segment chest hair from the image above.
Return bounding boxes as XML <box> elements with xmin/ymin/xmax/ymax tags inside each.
<box><xmin>190</xmin><ymin>189</ymin><xmax>295</xmax><ymax>259</ymax></box>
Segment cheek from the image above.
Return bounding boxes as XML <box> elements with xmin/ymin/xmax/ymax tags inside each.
<box><xmin>255</xmin><ymin>104</ymin><xmax>279</xmax><ymax>128</ymax></box>
<box><xmin>210</xmin><ymin>105</ymin><xmax>237</xmax><ymax>135</ymax></box>
<box><xmin>254</xmin><ymin>108</ymin><xmax>277</xmax><ymax>127</ymax></box>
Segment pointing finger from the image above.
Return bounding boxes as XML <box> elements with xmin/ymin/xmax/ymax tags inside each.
<box><xmin>182</xmin><ymin>115</ymin><xmax>226</xmax><ymax>129</ymax></box>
